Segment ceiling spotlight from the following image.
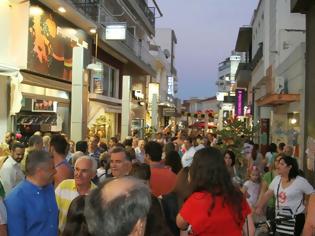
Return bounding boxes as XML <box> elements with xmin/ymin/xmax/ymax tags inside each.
<box><xmin>58</xmin><ymin>7</ymin><xmax>66</xmax><ymax>13</ymax></box>
<box><xmin>138</xmin><ymin>101</ymin><xmax>145</xmax><ymax>106</ymax></box>
<box><xmin>90</xmin><ymin>28</ymin><xmax>97</xmax><ymax>34</ymax></box>
<box><xmin>30</xmin><ymin>6</ymin><xmax>43</xmax><ymax>16</ymax></box>
<box><xmin>87</xmin><ymin>62</ymin><xmax>103</xmax><ymax>72</ymax></box>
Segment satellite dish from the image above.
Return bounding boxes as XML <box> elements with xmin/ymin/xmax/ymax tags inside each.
<box><xmin>164</xmin><ymin>49</ymin><xmax>170</xmax><ymax>58</ymax></box>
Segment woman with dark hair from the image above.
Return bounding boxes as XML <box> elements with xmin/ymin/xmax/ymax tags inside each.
<box><xmin>265</xmin><ymin>142</ymin><xmax>278</xmax><ymax>169</ymax></box>
<box><xmin>165</xmin><ymin>150</ymin><xmax>182</xmax><ymax>175</ymax></box>
<box><xmin>161</xmin><ymin>167</ymin><xmax>191</xmax><ymax>236</ymax></box>
<box><xmin>248</xmin><ymin>143</ymin><xmax>265</xmax><ymax>174</ymax></box>
<box><xmin>224</xmin><ymin>150</ymin><xmax>237</xmax><ymax>178</ymax></box>
<box><xmin>256</xmin><ymin>156</ymin><xmax>314</xmax><ymax>235</ymax></box>
<box><xmin>62</xmin><ymin>195</ymin><xmax>91</xmax><ymax>236</ymax></box>
<box><xmin>176</xmin><ymin>147</ymin><xmax>254</xmax><ymax>236</ymax></box>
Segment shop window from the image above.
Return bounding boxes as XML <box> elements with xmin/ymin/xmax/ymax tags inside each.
<box><xmin>91</xmin><ymin>61</ymin><xmax>119</xmax><ymax>98</ymax></box>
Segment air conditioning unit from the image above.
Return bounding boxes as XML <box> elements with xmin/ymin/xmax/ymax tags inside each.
<box><xmin>274</xmin><ymin>76</ymin><xmax>285</xmax><ymax>94</ymax></box>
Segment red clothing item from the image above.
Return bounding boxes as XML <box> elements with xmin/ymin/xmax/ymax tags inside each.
<box><xmin>150</xmin><ymin>165</ymin><xmax>176</xmax><ymax>197</ymax></box>
<box><xmin>180</xmin><ymin>192</ymin><xmax>251</xmax><ymax>236</ymax></box>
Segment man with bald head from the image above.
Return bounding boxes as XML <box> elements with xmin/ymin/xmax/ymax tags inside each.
<box><xmin>55</xmin><ymin>156</ymin><xmax>97</xmax><ymax>233</ymax></box>
<box><xmin>85</xmin><ymin>176</ymin><xmax>151</xmax><ymax>236</ymax></box>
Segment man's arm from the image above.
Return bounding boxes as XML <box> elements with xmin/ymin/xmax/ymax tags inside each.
<box><xmin>303</xmin><ymin>194</ymin><xmax>315</xmax><ymax>236</ymax></box>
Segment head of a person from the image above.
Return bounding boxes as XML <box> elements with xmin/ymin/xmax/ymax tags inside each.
<box><xmin>98</xmin><ymin>141</ymin><xmax>108</xmax><ymax>153</ymax></box>
<box><xmin>88</xmin><ymin>135</ymin><xmax>100</xmax><ymax>152</ymax></box>
<box><xmin>11</xmin><ymin>142</ymin><xmax>25</xmax><ymax>163</ymax></box>
<box><xmin>25</xmin><ymin>150</ymin><xmax>56</xmax><ymax>186</ymax></box>
<box><xmin>28</xmin><ymin>135</ymin><xmax>43</xmax><ymax>151</ymax></box>
<box><xmin>138</xmin><ymin>139</ymin><xmax>145</xmax><ymax>151</ymax></box>
<box><xmin>123</xmin><ymin>137</ymin><xmax>133</xmax><ymax>147</ymax></box>
<box><xmin>85</xmin><ymin>177</ymin><xmax>151</xmax><ymax>236</ymax></box>
<box><xmin>132</xmin><ymin>138</ymin><xmax>139</xmax><ymax>149</ymax></box>
<box><xmin>42</xmin><ymin>135</ymin><xmax>51</xmax><ymax>150</ymax></box>
<box><xmin>5</xmin><ymin>132</ymin><xmax>15</xmax><ymax>146</ymax></box>
<box><xmin>99</xmin><ymin>152</ymin><xmax>110</xmax><ymax>169</ymax></box>
<box><xmin>129</xmin><ymin>163</ymin><xmax>151</xmax><ymax>184</ymax></box>
<box><xmin>109</xmin><ymin>137</ymin><xmax>118</xmax><ymax>148</ymax></box>
<box><xmin>69</xmin><ymin>140</ymin><xmax>75</xmax><ymax>153</ymax></box>
<box><xmin>183</xmin><ymin>137</ymin><xmax>194</xmax><ymax>150</ymax></box>
<box><xmin>63</xmin><ymin>195</ymin><xmax>91</xmax><ymax>236</ymax></box>
<box><xmin>164</xmin><ymin>142</ymin><xmax>175</xmax><ymax>156</ymax></box>
<box><xmin>71</xmin><ymin>151</ymin><xmax>85</xmax><ymax>166</ymax></box>
<box><xmin>223</xmin><ymin>150</ymin><xmax>236</xmax><ymax>167</ymax></box>
<box><xmin>189</xmin><ymin>147</ymin><xmax>244</xmax><ymax>225</ymax></box>
<box><xmin>74</xmin><ymin>156</ymin><xmax>97</xmax><ymax>187</ymax></box>
<box><xmin>144</xmin><ymin>141</ymin><xmax>162</xmax><ymax>163</ymax></box>
<box><xmin>283</xmin><ymin>145</ymin><xmax>294</xmax><ymax>157</ymax></box>
<box><xmin>278</xmin><ymin>155</ymin><xmax>299</xmax><ymax>181</ymax></box>
<box><xmin>110</xmin><ymin>147</ymin><xmax>132</xmax><ymax>178</ymax></box>
<box><xmin>76</xmin><ymin>140</ymin><xmax>88</xmax><ymax>154</ymax></box>
<box><xmin>271</xmin><ymin>153</ymin><xmax>285</xmax><ymax>171</ymax></box>
<box><xmin>248</xmin><ymin>166</ymin><xmax>261</xmax><ymax>183</ymax></box>
<box><xmin>165</xmin><ymin>150</ymin><xmax>182</xmax><ymax>174</ymax></box>
<box><xmin>268</xmin><ymin>143</ymin><xmax>277</xmax><ymax>153</ymax></box>
<box><xmin>50</xmin><ymin>134</ymin><xmax>68</xmax><ymax>156</ymax></box>
<box><xmin>278</xmin><ymin>142</ymin><xmax>286</xmax><ymax>153</ymax></box>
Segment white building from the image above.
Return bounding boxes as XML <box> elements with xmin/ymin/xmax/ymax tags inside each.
<box><xmin>250</xmin><ymin>0</ymin><xmax>305</xmax><ymax>157</ymax></box>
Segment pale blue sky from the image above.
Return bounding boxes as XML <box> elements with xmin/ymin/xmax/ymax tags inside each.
<box><xmin>156</xmin><ymin>0</ymin><xmax>259</xmax><ymax>100</ymax></box>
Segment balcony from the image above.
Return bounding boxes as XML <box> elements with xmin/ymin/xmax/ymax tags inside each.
<box><xmin>134</xmin><ymin>0</ymin><xmax>155</xmax><ymax>28</ymax></box>
<box><xmin>69</xmin><ymin>0</ymin><xmax>155</xmax><ymax>75</ymax></box>
<box><xmin>235</xmin><ymin>63</ymin><xmax>251</xmax><ymax>88</ymax></box>
<box><xmin>251</xmin><ymin>43</ymin><xmax>263</xmax><ymax>70</ymax></box>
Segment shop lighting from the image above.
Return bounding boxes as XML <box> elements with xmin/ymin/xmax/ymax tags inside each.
<box><xmin>58</xmin><ymin>7</ymin><xmax>66</xmax><ymax>13</ymax></box>
<box><xmin>138</xmin><ymin>101</ymin><xmax>145</xmax><ymax>106</ymax></box>
<box><xmin>30</xmin><ymin>6</ymin><xmax>43</xmax><ymax>16</ymax></box>
<box><xmin>90</xmin><ymin>28</ymin><xmax>97</xmax><ymax>34</ymax></box>
<box><xmin>290</xmin><ymin>118</ymin><xmax>297</xmax><ymax>125</ymax></box>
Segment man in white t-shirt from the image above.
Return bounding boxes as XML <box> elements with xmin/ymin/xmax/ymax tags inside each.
<box><xmin>181</xmin><ymin>137</ymin><xmax>196</xmax><ymax>167</ymax></box>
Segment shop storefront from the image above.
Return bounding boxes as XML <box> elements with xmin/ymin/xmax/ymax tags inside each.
<box><xmin>9</xmin><ymin>1</ymin><xmax>89</xmax><ymax>140</ymax></box>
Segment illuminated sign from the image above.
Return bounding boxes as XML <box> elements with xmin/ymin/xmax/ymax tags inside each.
<box><xmin>235</xmin><ymin>89</ymin><xmax>245</xmax><ymax>116</ymax></box>
<box><xmin>167</xmin><ymin>76</ymin><xmax>174</xmax><ymax>95</ymax></box>
<box><xmin>105</xmin><ymin>24</ymin><xmax>127</xmax><ymax>40</ymax></box>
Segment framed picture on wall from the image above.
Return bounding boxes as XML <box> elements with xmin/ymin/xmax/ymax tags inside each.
<box><xmin>32</xmin><ymin>99</ymin><xmax>57</xmax><ymax>112</ymax></box>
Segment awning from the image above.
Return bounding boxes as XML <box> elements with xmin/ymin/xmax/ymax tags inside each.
<box><xmin>256</xmin><ymin>93</ymin><xmax>300</xmax><ymax>106</ymax></box>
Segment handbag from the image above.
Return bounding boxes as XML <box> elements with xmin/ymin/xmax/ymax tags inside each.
<box><xmin>275</xmin><ymin>179</ymin><xmax>303</xmax><ymax>235</ymax></box>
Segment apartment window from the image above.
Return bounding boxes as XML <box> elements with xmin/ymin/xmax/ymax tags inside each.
<box><xmin>90</xmin><ymin>61</ymin><xmax>119</xmax><ymax>98</ymax></box>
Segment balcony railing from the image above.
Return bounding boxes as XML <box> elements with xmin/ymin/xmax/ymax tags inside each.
<box><xmin>133</xmin><ymin>0</ymin><xmax>155</xmax><ymax>29</ymax></box>
<box><xmin>69</xmin><ymin>0</ymin><xmax>99</xmax><ymax>22</ymax></box>
<box><xmin>69</xmin><ymin>0</ymin><xmax>155</xmax><ymax>69</ymax></box>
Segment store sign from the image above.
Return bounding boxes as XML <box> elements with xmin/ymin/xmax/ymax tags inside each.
<box><xmin>235</xmin><ymin>89</ymin><xmax>245</xmax><ymax>116</ymax></box>
<box><xmin>28</xmin><ymin>4</ymin><xmax>89</xmax><ymax>82</ymax></box>
<box><xmin>167</xmin><ymin>76</ymin><xmax>174</xmax><ymax>95</ymax></box>
<box><xmin>105</xmin><ymin>24</ymin><xmax>127</xmax><ymax>40</ymax></box>
<box><xmin>32</xmin><ymin>99</ymin><xmax>57</xmax><ymax>112</ymax></box>
<box><xmin>163</xmin><ymin>107</ymin><xmax>176</xmax><ymax>117</ymax></box>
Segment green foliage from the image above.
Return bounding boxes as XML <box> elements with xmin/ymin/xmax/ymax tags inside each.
<box><xmin>216</xmin><ymin>118</ymin><xmax>259</xmax><ymax>178</ymax></box>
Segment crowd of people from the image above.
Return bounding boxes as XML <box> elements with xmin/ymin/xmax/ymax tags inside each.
<box><xmin>0</xmin><ymin>130</ymin><xmax>314</xmax><ymax>236</ymax></box>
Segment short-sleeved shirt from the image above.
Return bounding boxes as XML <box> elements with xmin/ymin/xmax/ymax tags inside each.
<box><xmin>150</xmin><ymin>164</ymin><xmax>176</xmax><ymax>197</ymax></box>
<box><xmin>179</xmin><ymin>192</ymin><xmax>251</xmax><ymax>236</ymax></box>
<box><xmin>243</xmin><ymin>180</ymin><xmax>260</xmax><ymax>207</ymax></box>
<box><xmin>55</xmin><ymin>179</ymin><xmax>96</xmax><ymax>232</ymax></box>
<box><xmin>269</xmin><ymin>175</ymin><xmax>315</xmax><ymax>215</ymax></box>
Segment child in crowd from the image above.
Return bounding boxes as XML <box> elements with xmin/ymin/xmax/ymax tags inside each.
<box><xmin>243</xmin><ymin>166</ymin><xmax>261</xmax><ymax>208</ymax></box>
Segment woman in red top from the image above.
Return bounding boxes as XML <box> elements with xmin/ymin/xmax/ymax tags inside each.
<box><xmin>176</xmin><ymin>147</ymin><xmax>255</xmax><ymax>236</ymax></box>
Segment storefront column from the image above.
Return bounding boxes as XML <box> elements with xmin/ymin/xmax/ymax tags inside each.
<box><xmin>151</xmin><ymin>94</ymin><xmax>158</xmax><ymax>131</ymax></box>
<box><xmin>71</xmin><ymin>47</ymin><xmax>88</xmax><ymax>142</ymax></box>
<box><xmin>0</xmin><ymin>77</ymin><xmax>9</xmax><ymax>141</ymax></box>
<box><xmin>121</xmin><ymin>75</ymin><xmax>131</xmax><ymax>140</ymax></box>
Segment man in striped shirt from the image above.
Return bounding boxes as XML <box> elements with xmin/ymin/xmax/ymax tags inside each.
<box><xmin>55</xmin><ymin>155</ymin><xmax>97</xmax><ymax>233</ymax></box>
